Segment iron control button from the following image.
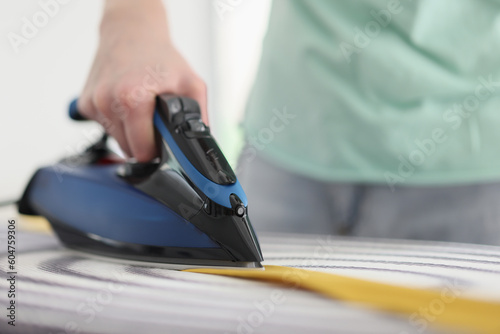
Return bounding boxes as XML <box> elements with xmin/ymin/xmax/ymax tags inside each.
<box><xmin>187</xmin><ymin>119</ymin><xmax>206</xmax><ymax>132</ymax></box>
<box><xmin>182</xmin><ymin>119</ymin><xmax>210</xmax><ymax>138</ymax></box>
<box><xmin>235</xmin><ymin>205</ymin><xmax>246</xmax><ymax>217</ymax></box>
<box><xmin>168</xmin><ymin>98</ymin><xmax>182</xmax><ymax>114</ymax></box>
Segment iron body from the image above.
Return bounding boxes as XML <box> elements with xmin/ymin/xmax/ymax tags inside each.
<box><xmin>18</xmin><ymin>95</ymin><xmax>263</xmax><ymax>269</ymax></box>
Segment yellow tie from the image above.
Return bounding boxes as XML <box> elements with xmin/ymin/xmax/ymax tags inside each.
<box><xmin>187</xmin><ymin>265</ymin><xmax>500</xmax><ymax>334</ymax></box>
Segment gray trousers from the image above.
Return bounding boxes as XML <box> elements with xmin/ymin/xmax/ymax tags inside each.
<box><xmin>237</xmin><ymin>149</ymin><xmax>500</xmax><ymax>246</ymax></box>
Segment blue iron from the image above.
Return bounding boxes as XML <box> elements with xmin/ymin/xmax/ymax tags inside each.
<box><xmin>18</xmin><ymin>95</ymin><xmax>263</xmax><ymax>269</ymax></box>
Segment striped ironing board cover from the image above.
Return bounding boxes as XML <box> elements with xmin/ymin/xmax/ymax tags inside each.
<box><xmin>1</xmin><ymin>206</ymin><xmax>499</xmax><ymax>334</ymax></box>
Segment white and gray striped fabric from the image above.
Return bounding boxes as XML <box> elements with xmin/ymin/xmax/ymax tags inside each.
<box><xmin>1</xmin><ymin>210</ymin><xmax>500</xmax><ymax>334</ymax></box>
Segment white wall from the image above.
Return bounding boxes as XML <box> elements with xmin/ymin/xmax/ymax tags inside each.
<box><xmin>0</xmin><ymin>0</ymin><xmax>270</xmax><ymax>201</ymax></box>
<box><xmin>0</xmin><ymin>0</ymin><xmax>103</xmax><ymax>201</ymax></box>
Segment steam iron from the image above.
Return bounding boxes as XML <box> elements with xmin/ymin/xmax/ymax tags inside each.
<box><xmin>18</xmin><ymin>94</ymin><xmax>263</xmax><ymax>269</ymax></box>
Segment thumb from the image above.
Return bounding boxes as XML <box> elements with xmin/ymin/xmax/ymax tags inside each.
<box><xmin>180</xmin><ymin>78</ymin><xmax>208</xmax><ymax>124</ymax></box>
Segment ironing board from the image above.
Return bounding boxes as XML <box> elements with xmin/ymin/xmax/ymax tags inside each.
<box><xmin>1</xmin><ymin>205</ymin><xmax>500</xmax><ymax>334</ymax></box>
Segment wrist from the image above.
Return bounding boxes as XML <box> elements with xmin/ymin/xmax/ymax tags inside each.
<box><xmin>100</xmin><ymin>0</ymin><xmax>170</xmax><ymax>38</ymax></box>
<box><xmin>103</xmin><ymin>0</ymin><xmax>165</xmax><ymax>15</ymax></box>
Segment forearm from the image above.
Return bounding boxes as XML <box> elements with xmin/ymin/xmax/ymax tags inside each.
<box><xmin>100</xmin><ymin>0</ymin><xmax>171</xmax><ymax>43</ymax></box>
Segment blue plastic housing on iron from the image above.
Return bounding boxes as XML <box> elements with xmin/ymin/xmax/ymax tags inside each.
<box><xmin>153</xmin><ymin>112</ymin><xmax>247</xmax><ymax>209</ymax></box>
<box><xmin>26</xmin><ymin>165</ymin><xmax>216</xmax><ymax>248</ymax></box>
<box><xmin>18</xmin><ymin>95</ymin><xmax>263</xmax><ymax>268</ymax></box>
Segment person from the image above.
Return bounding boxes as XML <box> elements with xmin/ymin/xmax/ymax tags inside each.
<box><xmin>79</xmin><ymin>0</ymin><xmax>500</xmax><ymax>245</ymax></box>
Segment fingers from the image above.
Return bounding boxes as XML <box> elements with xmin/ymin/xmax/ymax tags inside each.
<box><xmin>79</xmin><ymin>82</ymin><xmax>157</xmax><ymax>162</ymax></box>
<box><xmin>76</xmin><ymin>94</ymin><xmax>95</xmax><ymax>121</ymax></box>
<box><xmin>122</xmin><ymin>91</ymin><xmax>157</xmax><ymax>162</ymax></box>
<box><xmin>99</xmin><ymin>117</ymin><xmax>132</xmax><ymax>159</ymax></box>
<box><xmin>79</xmin><ymin>88</ymin><xmax>133</xmax><ymax>158</ymax></box>
<box><xmin>78</xmin><ymin>71</ymin><xmax>207</xmax><ymax>163</ymax></box>
<box><xmin>118</xmin><ymin>75</ymin><xmax>206</xmax><ymax>162</ymax></box>
<box><xmin>179</xmin><ymin>76</ymin><xmax>209</xmax><ymax>124</ymax></box>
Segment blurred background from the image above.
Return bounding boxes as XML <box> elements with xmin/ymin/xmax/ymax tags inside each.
<box><xmin>0</xmin><ymin>0</ymin><xmax>272</xmax><ymax>201</ymax></box>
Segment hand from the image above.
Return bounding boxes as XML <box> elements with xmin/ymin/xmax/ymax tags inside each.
<box><xmin>78</xmin><ymin>0</ymin><xmax>207</xmax><ymax>162</ymax></box>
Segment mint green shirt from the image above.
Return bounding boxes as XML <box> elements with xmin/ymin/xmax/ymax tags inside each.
<box><xmin>244</xmin><ymin>0</ymin><xmax>500</xmax><ymax>186</ymax></box>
